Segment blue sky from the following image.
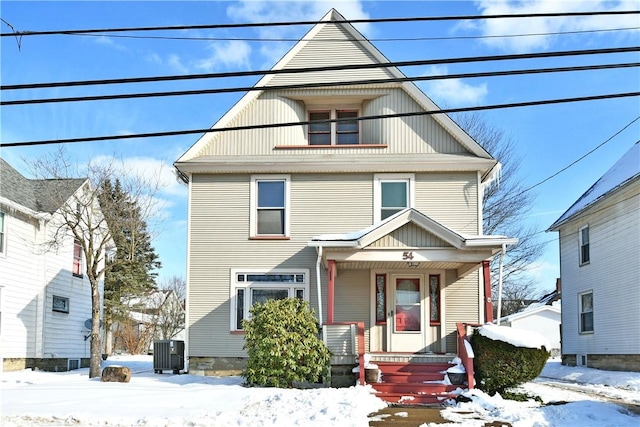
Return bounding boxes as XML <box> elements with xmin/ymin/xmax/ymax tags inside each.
<box><xmin>1</xmin><ymin>0</ymin><xmax>638</xmax><ymax>293</ymax></box>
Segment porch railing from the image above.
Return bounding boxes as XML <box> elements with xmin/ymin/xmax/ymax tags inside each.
<box><xmin>456</xmin><ymin>322</ymin><xmax>479</xmax><ymax>389</ymax></box>
<box><xmin>323</xmin><ymin>322</ymin><xmax>366</xmax><ymax>385</ymax></box>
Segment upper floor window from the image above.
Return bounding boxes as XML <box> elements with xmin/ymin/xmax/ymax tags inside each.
<box><xmin>308</xmin><ymin>110</ymin><xmax>359</xmax><ymax>145</ymax></box>
<box><xmin>579</xmin><ymin>225</ymin><xmax>590</xmax><ymax>265</ymax></box>
<box><xmin>0</xmin><ymin>212</ymin><xmax>5</xmax><ymax>254</ymax></box>
<box><xmin>72</xmin><ymin>239</ymin><xmax>83</xmax><ymax>277</ymax></box>
<box><xmin>250</xmin><ymin>175</ymin><xmax>290</xmax><ymax>238</ymax></box>
<box><xmin>230</xmin><ymin>269</ymin><xmax>308</xmax><ymax>331</ymax></box>
<box><xmin>373</xmin><ymin>174</ymin><xmax>415</xmax><ymax>223</ymax></box>
<box><xmin>579</xmin><ymin>291</ymin><xmax>594</xmax><ymax>333</ymax></box>
<box><xmin>52</xmin><ymin>295</ymin><xmax>70</xmax><ymax>313</ymax></box>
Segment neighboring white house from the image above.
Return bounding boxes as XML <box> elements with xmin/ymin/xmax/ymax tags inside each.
<box><xmin>0</xmin><ymin>158</ymin><xmax>108</xmax><ymax>372</ymax></box>
<box><xmin>548</xmin><ymin>142</ymin><xmax>640</xmax><ymax>372</ymax></box>
<box><xmin>498</xmin><ymin>284</ymin><xmax>561</xmax><ymax>358</ymax></box>
<box><xmin>112</xmin><ymin>289</ymin><xmax>185</xmax><ymax>355</ymax></box>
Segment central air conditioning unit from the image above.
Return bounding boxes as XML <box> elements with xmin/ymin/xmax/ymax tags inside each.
<box><xmin>153</xmin><ymin>340</ymin><xmax>185</xmax><ymax>374</ymax></box>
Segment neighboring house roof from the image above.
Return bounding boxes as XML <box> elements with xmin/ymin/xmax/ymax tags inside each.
<box><xmin>499</xmin><ymin>301</ymin><xmax>561</xmax><ymax>324</ymax></box>
<box><xmin>175</xmin><ymin>9</ymin><xmax>499</xmax><ymax>184</ymax></box>
<box><xmin>548</xmin><ymin>142</ymin><xmax>640</xmax><ymax>230</ymax></box>
<box><xmin>309</xmin><ymin>207</ymin><xmax>517</xmax><ymax>250</ymax></box>
<box><xmin>0</xmin><ymin>157</ymin><xmax>87</xmax><ymax>215</ymax></box>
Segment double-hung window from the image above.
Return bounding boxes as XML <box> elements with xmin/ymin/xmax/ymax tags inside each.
<box><xmin>579</xmin><ymin>225</ymin><xmax>590</xmax><ymax>265</ymax></box>
<box><xmin>250</xmin><ymin>175</ymin><xmax>290</xmax><ymax>237</ymax></box>
<box><xmin>72</xmin><ymin>239</ymin><xmax>83</xmax><ymax>277</ymax></box>
<box><xmin>373</xmin><ymin>174</ymin><xmax>415</xmax><ymax>222</ymax></box>
<box><xmin>308</xmin><ymin>109</ymin><xmax>359</xmax><ymax>145</ymax></box>
<box><xmin>579</xmin><ymin>291</ymin><xmax>594</xmax><ymax>333</ymax></box>
<box><xmin>0</xmin><ymin>211</ymin><xmax>5</xmax><ymax>254</ymax></box>
<box><xmin>230</xmin><ymin>269</ymin><xmax>309</xmax><ymax>331</ymax></box>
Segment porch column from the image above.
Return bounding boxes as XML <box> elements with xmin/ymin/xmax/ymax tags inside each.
<box><xmin>327</xmin><ymin>259</ymin><xmax>335</xmax><ymax>324</ymax></box>
<box><xmin>483</xmin><ymin>260</ymin><xmax>493</xmax><ymax>323</ymax></box>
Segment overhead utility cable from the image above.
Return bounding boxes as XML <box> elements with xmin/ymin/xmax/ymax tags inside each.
<box><xmin>3</xmin><ymin>62</ymin><xmax>637</xmax><ymax>106</ymax></box>
<box><xmin>59</xmin><ymin>25</ymin><xmax>640</xmax><ymax>42</ymax></box>
<box><xmin>1</xmin><ymin>10</ymin><xmax>637</xmax><ymax>37</ymax></box>
<box><xmin>2</xmin><ymin>91</ymin><xmax>638</xmax><ymax>147</ymax></box>
<box><xmin>3</xmin><ymin>46</ymin><xmax>638</xmax><ymax>91</ymax></box>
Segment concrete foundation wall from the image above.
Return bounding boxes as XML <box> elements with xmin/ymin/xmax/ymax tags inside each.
<box><xmin>562</xmin><ymin>354</ymin><xmax>640</xmax><ymax>372</ymax></box>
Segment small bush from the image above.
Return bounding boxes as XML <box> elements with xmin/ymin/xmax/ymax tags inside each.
<box><xmin>242</xmin><ymin>298</ymin><xmax>331</xmax><ymax>388</ymax></box>
<box><xmin>471</xmin><ymin>330</ymin><xmax>549</xmax><ymax>395</ymax></box>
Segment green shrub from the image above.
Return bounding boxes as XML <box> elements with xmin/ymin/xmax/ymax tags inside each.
<box><xmin>242</xmin><ymin>298</ymin><xmax>331</xmax><ymax>388</ymax></box>
<box><xmin>471</xmin><ymin>329</ymin><xmax>549</xmax><ymax>395</ymax></box>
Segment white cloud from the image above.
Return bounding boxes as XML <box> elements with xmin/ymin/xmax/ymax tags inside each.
<box><xmin>226</xmin><ymin>0</ymin><xmax>371</xmax><ymax>67</ymax></box>
<box><xmin>470</xmin><ymin>0</ymin><xmax>640</xmax><ymax>52</ymax></box>
<box><xmin>195</xmin><ymin>40</ymin><xmax>252</xmax><ymax>71</ymax></box>
<box><xmin>420</xmin><ymin>65</ymin><xmax>488</xmax><ymax>107</ymax></box>
<box><xmin>167</xmin><ymin>54</ymin><xmax>189</xmax><ymax>74</ymax></box>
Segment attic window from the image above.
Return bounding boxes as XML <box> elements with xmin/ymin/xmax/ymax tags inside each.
<box><xmin>308</xmin><ymin>110</ymin><xmax>359</xmax><ymax>145</ymax></box>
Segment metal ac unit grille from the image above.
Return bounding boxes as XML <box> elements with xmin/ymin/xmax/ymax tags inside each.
<box><xmin>153</xmin><ymin>340</ymin><xmax>185</xmax><ymax>374</ymax></box>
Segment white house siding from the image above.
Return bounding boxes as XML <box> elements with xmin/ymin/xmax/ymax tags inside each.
<box><xmin>560</xmin><ymin>183</ymin><xmax>640</xmax><ymax>357</ymax></box>
<box><xmin>506</xmin><ymin>310</ymin><xmax>561</xmax><ymax>354</ymax></box>
<box><xmin>188</xmin><ymin>168</ymin><xmax>482</xmax><ymax>358</ymax></box>
<box><xmin>0</xmin><ymin>212</ymin><xmax>44</xmax><ymax>360</ymax></box>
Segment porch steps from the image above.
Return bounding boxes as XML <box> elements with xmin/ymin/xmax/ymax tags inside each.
<box><xmin>370</xmin><ymin>361</ymin><xmax>459</xmax><ymax>406</ymax></box>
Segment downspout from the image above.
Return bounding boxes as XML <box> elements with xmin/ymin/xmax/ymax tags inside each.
<box><xmin>496</xmin><ymin>244</ymin><xmax>506</xmax><ymax>325</ymax></box>
<box><xmin>315</xmin><ymin>246</ymin><xmax>324</xmax><ymax>326</ymax></box>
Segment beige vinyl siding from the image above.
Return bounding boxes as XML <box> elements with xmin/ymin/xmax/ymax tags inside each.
<box><xmin>333</xmin><ymin>269</ymin><xmax>371</xmax><ymax>351</ymax></box>
<box><xmin>267</xmin><ymin>24</ymin><xmax>394</xmax><ymax>86</ymax></box>
<box><xmin>415</xmin><ymin>172</ymin><xmax>478</xmax><ymax>234</ymax></box>
<box><xmin>368</xmin><ymin>223</ymin><xmax>451</xmax><ymax>248</ymax></box>
<box><xmin>444</xmin><ymin>270</ymin><xmax>481</xmax><ymax>353</ymax></box>
<box><xmin>197</xmin><ymin>87</ymin><xmax>472</xmax><ymax>157</ymax></box>
<box><xmin>559</xmin><ymin>183</ymin><xmax>640</xmax><ymax>355</ymax></box>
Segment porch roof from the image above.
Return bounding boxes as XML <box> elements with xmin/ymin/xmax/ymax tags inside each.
<box><xmin>308</xmin><ymin>208</ymin><xmax>517</xmax><ymax>277</ymax></box>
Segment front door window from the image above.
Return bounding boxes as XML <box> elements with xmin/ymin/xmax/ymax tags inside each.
<box><xmin>395</xmin><ymin>278</ymin><xmax>421</xmax><ymax>332</ymax></box>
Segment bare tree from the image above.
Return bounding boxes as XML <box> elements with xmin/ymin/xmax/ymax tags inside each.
<box><xmin>157</xmin><ymin>276</ymin><xmax>186</xmax><ymax>340</ymax></box>
<box><xmin>28</xmin><ymin>148</ymin><xmax>164</xmax><ymax>377</ymax></box>
<box><xmin>456</xmin><ymin>113</ymin><xmax>546</xmax><ymax>317</ymax></box>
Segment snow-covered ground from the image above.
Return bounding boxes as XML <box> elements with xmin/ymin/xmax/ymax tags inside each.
<box><xmin>1</xmin><ymin>356</ymin><xmax>639</xmax><ymax>426</ymax></box>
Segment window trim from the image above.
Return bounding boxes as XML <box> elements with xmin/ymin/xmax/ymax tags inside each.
<box><xmin>579</xmin><ymin>290</ymin><xmax>594</xmax><ymax>334</ymax></box>
<box><xmin>307</xmin><ymin>108</ymin><xmax>360</xmax><ymax>146</ymax></box>
<box><xmin>373</xmin><ymin>174</ymin><xmax>415</xmax><ymax>223</ymax></box>
<box><xmin>579</xmin><ymin>225</ymin><xmax>590</xmax><ymax>265</ymax></box>
<box><xmin>250</xmin><ymin>175</ymin><xmax>290</xmax><ymax>238</ymax></box>
<box><xmin>52</xmin><ymin>295</ymin><xmax>70</xmax><ymax>313</ymax></box>
<box><xmin>229</xmin><ymin>269</ymin><xmax>309</xmax><ymax>331</ymax></box>
<box><xmin>72</xmin><ymin>239</ymin><xmax>83</xmax><ymax>277</ymax></box>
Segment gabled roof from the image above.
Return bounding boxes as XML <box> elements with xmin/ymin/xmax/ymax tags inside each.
<box><xmin>0</xmin><ymin>157</ymin><xmax>87</xmax><ymax>215</ymax></box>
<box><xmin>309</xmin><ymin>207</ymin><xmax>517</xmax><ymax>250</ymax></box>
<box><xmin>176</xmin><ymin>8</ymin><xmax>494</xmax><ymax>169</ymax></box>
<box><xmin>549</xmin><ymin>142</ymin><xmax>640</xmax><ymax>230</ymax></box>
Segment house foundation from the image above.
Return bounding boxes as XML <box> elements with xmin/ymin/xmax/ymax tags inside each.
<box><xmin>3</xmin><ymin>357</ymin><xmax>90</xmax><ymax>372</ymax></box>
<box><xmin>562</xmin><ymin>354</ymin><xmax>640</xmax><ymax>372</ymax></box>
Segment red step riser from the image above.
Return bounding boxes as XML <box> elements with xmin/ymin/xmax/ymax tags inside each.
<box><xmin>380</xmin><ymin>373</ymin><xmax>445</xmax><ymax>383</ymax></box>
<box><xmin>374</xmin><ymin>362</ymin><xmax>453</xmax><ymax>373</ymax></box>
<box><xmin>371</xmin><ymin>383</ymin><xmax>456</xmax><ymax>394</ymax></box>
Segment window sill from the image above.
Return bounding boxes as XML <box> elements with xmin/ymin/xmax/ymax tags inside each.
<box><xmin>579</xmin><ymin>261</ymin><xmax>590</xmax><ymax>267</ymax></box>
<box><xmin>72</xmin><ymin>273</ymin><xmax>83</xmax><ymax>278</ymax></box>
<box><xmin>430</xmin><ymin>322</ymin><xmax>441</xmax><ymax>326</ymax></box>
<box><xmin>579</xmin><ymin>331</ymin><xmax>594</xmax><ymax>335</ymax></box>
<box><xmin>249</xmin><ymin>236</ymin><xmax>290</xmax><ymax>240</ymax></box>
<box><xmin>274</xmin><ymin>144</ymin><xmax>388</xmax><ymax>150</ymax></box>
<box><xmin>230</xmin><ymin>330</ymin><xmax>246</xmax><ymax>335</ymax></box>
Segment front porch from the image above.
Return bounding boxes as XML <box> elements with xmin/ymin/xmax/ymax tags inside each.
<box><xmin>323</xmin><ymin>322</ymin><xmax>476</xmax><ymax>405</ymax></box>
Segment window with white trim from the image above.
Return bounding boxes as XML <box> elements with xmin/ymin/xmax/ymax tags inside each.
<box><xmin>72</xmin><ymin>239</ymin><xmax>83</xmax><ymax>277</ymax></box>
<box><xmin>373</xmin><ymin>174</ymin><xmax>415</xmax><ymax>222</ymax></box>
<box><xmin>579</xmin><ymin>225</ymin><xmax>590</xmax><ymax>265</ymax></box>
<box><xmin>579</xmin><ymin>291</ymin><xmax>593</xmax><ymax>333</ymax></box>
<box><xmin>230</xmin><ymin>269</ymin><xmax>309</xmax><ymax>331</ymax></box>
<box><xmin>250</xmin><ymin>175</ymin><xmax>290</xmax><ymax>237</ymax></box>
<box><xmin>308</xmin><ymin>109</ymin><xmax>359</xmax><ymax>145</ymax></box>
<box><xmin>0</xmin><ymin>211</ymin><xmax>5</xmax><ymax>254</ymax></box>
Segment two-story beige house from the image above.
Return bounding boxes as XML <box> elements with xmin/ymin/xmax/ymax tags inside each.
<box><xmin>175</xmin><ymin>10</ymin><xmax>516</xmax><ymax>397</ymax></box>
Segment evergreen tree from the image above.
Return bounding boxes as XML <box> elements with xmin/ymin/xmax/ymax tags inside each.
<box><xmin>100</xmin><ymin>179</ymin><xmax>161</xmax><ymax>354</ymax></box>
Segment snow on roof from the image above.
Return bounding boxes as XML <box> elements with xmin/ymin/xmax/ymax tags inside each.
<box><xmin>478</xmin><ymin>323</ymin><xmax>550</xmax><ymax>350</ymax></box>
<box><xmin>549</xmin><ymin>142</ymin><xmax>640</xmax><ymax>229</ymax></box>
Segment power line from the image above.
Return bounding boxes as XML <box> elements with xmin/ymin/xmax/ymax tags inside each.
<box><xmin>2</xmin><ymin>91</ymin><xmax>638</xmax><ymax>147</ymax></box>
<box><xmin>3</xmin><ymin>46</ymin><xmax>638</xmax><ymax>91</ymax></box>
<box><xmin>60</xmin><ymin>25</ymin><xmax>640</xmax><ymax>43</ymax></box>
<box><xmin>2</xmin><ymin>10</ymin><xmax>638</xmax><ymax>38</ymax></box>
<box><xmin>3</xmin><ymin>62</ymin><xmax>637</xmax><ymax>106</ymax></box>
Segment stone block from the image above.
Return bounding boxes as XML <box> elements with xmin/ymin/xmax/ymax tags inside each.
<box><xmin>101</xmin><ymin>365</ymin><xmax>131</xmax><ymax>383</ymax></box>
